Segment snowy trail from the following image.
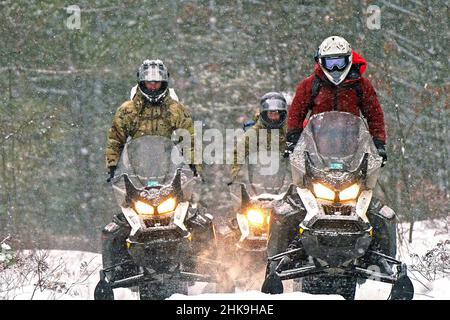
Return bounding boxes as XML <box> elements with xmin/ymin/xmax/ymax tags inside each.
<box><xmin>1</xmin><ymin>219</ymin><xmax>448</xmax><ymax>300</ymax></box>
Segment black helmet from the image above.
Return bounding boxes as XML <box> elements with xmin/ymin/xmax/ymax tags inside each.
<box><xmin>137</xmin><ymin>59</ymin><xmax>169</xmax><ymax>104</ymax></box>
<box><xmin>259</xmin><ymin>92</ymin><xmax>287</xmax><ymax>129</ymax></box>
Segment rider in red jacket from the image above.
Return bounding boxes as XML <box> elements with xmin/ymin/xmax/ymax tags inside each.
<box><xmin>286</xmin><ymin>36</ymin><xmax>387</xmax><ymax>165</ymax></box>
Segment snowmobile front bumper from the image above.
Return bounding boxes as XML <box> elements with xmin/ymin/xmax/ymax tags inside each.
<box><xmin>262</xmin><ymin>249</ymin><xmax>414</xmax><ymax>299</ymax></box>
<box><xmin>269</xmin><ymin>248</ymin><xmax>407</xmax><ymax>284</ymax></box>
<box><xmin>98</xmin><ymin>265</ymin><xmax>215</xmax><ymax>290</ymax></box>
<box><xmin>126</xmin><ymin>237</ymin><xmax>190</xmax><ymax>270</ymax></box>
<box><xmin>299</xmin><ymin>216</ymin><xmax>372</xmax><ymax>267</ymax></box>
<box><xmin>96</xmin><ymin>255</ymin><xmax>226</xmax><ymax>292</ymax></box>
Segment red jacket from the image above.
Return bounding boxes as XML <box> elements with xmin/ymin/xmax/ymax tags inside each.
<box><xmin>288</xmin><ymin>51</ymin><xmax>386</xmax><ymax>144</ymax></box>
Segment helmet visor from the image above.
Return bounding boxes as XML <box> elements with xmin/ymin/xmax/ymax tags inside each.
<box><xmin>261</xmin><ymin>98</ymin><xmax>287</xmax><ymax>112</ymax></box>
<box><xmin>261</xmin><ymin>110</ymin><xmax>287</xmax><ymax>128</ymax></box>
<box><xmin>322</xmin><ymin>56</ymin><xmax>349</xmax><ymax>71</ymax></box>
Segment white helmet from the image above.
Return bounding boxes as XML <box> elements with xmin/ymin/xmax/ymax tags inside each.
<box><xmin>137</xmin><ymin>59</ymin><xmax>169</xmax><ymax>104</ymax></box>
<box><xmin>317</xmin><ymin>36</ymin><xmax>352</xmax><ymax>85</ymax></box>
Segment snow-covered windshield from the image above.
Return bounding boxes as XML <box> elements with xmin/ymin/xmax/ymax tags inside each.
<box><xmin>240</xmin><ymin>151</ymin><xmax>291</xmax><ymax>196</ymax></box>
<box><xmin>290</xmin><ymin>112</ymin><xmax>382</xmax><ymax>187</ymax></box>
<box><xmin>115</xmin><ymin>135</ymin><xmax>185</xmax><ymax>188</ymax></box>
<box><xmin>311</xmin><ymin>114</ymin><xmax>360</xmax><ymax>159</ymax></box>
<box><xmin>111</xmin><ymin>135</ymin><xmax>196</xmax><ymax>208</ymax></box>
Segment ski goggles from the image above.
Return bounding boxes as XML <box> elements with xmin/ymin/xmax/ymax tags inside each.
<box><xmin>322</xmin><ymin>56</ymin><xmax>349</xmax><ymax>71</ymax></box>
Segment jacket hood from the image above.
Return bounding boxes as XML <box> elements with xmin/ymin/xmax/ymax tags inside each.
<box><xmin>352</xmin><ymin>51</ymin><xmax>367</xmax><ymax>74</ymax></box>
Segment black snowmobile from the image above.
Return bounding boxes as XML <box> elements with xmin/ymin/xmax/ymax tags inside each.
<box><xmin>95</xmin><ymin>135</ymin><xmax>233</xmax><ymax>300</ymax></box>
<box><xmin>261</xmin><ymin>111</ymin><xmax>414</xmax><ymax>300</ymax></box>
<box><xmin>225</xmin><ymin>152</ymin><xmax>291</xmax><ymax>287</ymax></box>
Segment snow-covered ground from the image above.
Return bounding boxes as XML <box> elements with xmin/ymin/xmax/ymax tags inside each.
<box><xmin>1</xmin><ymin>218</ymin><xmax>448</xmax><ymax>300</ymax></box>
<box><xmin>396</xmin><ymin>218</ymin><xmax>449</xmax><ymax>300</ymax></box>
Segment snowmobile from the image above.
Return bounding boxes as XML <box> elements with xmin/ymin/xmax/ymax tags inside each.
<box><xmin>223</xmin><ymin>152</ymin><xmax>291</xmax><ymax>288</ymax></box>
<box><xmin>229</xmin><ymin>152</ymin><xmax>291</xmax><ymax>253</ymax></box>
<box><xmin>261</xmin><ymin>111</ymin><xmax>414</xmax><ymax>300</ymax></box>
<box><xmin>94</xmin><ymin>135</ymin><xmax>233</xmax><ymax>300</ymax></box>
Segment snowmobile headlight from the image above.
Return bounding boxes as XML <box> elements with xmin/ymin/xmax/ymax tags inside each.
<box><xmin>247</xmin><ymin>209</ymin><xmax>266</xmax><ymax>227</ymax></box>
<box><xmin>135</xmin><ymin>201</ymin><xmax>155</xmax><ymax>215</ymax></box>
<box><xmin>339</xmin><ymin>183</ymin><xmax>360</xmax><ymax>201</ymax></box>
<box><xmin>157</xmin><ymin>197</ymin><xmax>177</xmax><ymax>214</ymax></box>
<box><xmin>313</xmin><ymin>183</ymin><xmax>335</xmax><ymax>201</ymax></box>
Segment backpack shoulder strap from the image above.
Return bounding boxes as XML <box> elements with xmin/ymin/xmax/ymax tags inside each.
<box><xmin>308</xmin><ymin>75</ymin><xmax>322</xmax><ymax>111</ymax></box>
<box><xmin>354</xmin><ymin>80</ymin><xmax>366</xmax><ymax>116</ymax></box>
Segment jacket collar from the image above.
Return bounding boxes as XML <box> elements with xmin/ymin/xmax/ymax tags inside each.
<box><xmin>133</xmin><ymin>87</ymin><xmax>171</xmax><ymax>112</ymax></box>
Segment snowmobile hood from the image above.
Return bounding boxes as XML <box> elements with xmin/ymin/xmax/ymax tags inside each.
<box><xmin>314</xmin><ymin>51</ymin><xmax>367</xmax><ymax>84</ymax></box>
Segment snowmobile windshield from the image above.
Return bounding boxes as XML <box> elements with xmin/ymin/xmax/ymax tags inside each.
<box><xmin>290</xmin><ymin>111</ymin><xmax>382</xmax><ymax>187</ymax></box>
<box><xmin>311</xmin><ymin>113</ymin><xmax>360</xmax><ymax>160</ymax></box>
<box><xmin>244</xmin><ymin>151</ymin><xmax>291</xmax><ymax>196</ymax></box>
<box><xmin>115</xmin><ymin>135</ymin><xmax>186</xmax><ymax>188</ymax></box>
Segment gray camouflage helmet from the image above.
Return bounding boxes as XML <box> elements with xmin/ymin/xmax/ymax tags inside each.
<box><xmin>137</xmin><ymin>59</ymin><xmax>170</xmax><ymax>104</ymax></box>
<box><xmin>259</xmin><ymin>92</ymin><xmax>288</xmax><ymax>129</ymax></box>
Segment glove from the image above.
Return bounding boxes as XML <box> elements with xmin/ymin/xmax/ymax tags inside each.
<box><xmin>106</xmin><ymin>166</ymin><xmax>116</xmax><ymax>183</ymax></box>
<box><xmin>189</xmin><ymin>164</ymin><xmax>199</xmax><ymax>177</ymax></box>
<box><xmin>284</xmin><ymin>129</ymin><xmax>302</xmax><ymax>158</ymax></box>
<box><xmin>378</xmin><ymin>148</ymin><xmax>387</xmax><ymax>167</ymax></box>
<box><xmin>283</xmin><ymin>142</ymin><xmax>295</xmax><ymax>158</ymax></box>
<box><xmin>189</xmin><ymin>164</ymin><xmax>206</xmax><ymax>183</ymax></box>
<box><xmin>227</xmin><ymin>173</ymin><xmax>238</xmax><ymax>186</ymax></box>
<box><xmin>373</xmin><ymin>139</ymin><xmax>387</xmax><ymax>167</ymax></box>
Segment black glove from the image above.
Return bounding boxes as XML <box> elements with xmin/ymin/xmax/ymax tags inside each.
<box><xmin>373</xmin><ymin>139</ymin><xmax>387</xmax><ymax>167</ymax></box>
<box><xmin>283</xmin><ymin>142</ymin><xmax>295</xmax><ymax>158</ymax></box>
<box><xmin>189</xmin><ymin>164</ymin><xmax>199</xmax><ymax>177</ymax></box>
<box><xmin>189</xmin><ymin>164</ymin><xmax>206</xmax><ymax>183</ymax></box>
<box><xmin>106</xmin><ymin>166</ymin><xmax>116</xmax><ymax>183</ymax></box>
<box><xmin>283</xmin><ymin>130</ymin><xmax>302</xmax><ymax>158</ymax></box>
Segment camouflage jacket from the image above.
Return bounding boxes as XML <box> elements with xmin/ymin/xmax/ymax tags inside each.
<box><xmin>105</xmin><ymin>89</ymin><xmax>194</xmax><ymax>168</ymax></box>
<box><xmin>231</xmin><ymin>118</ymin><xmax>287</xmax><ymax>180</ymax></box>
